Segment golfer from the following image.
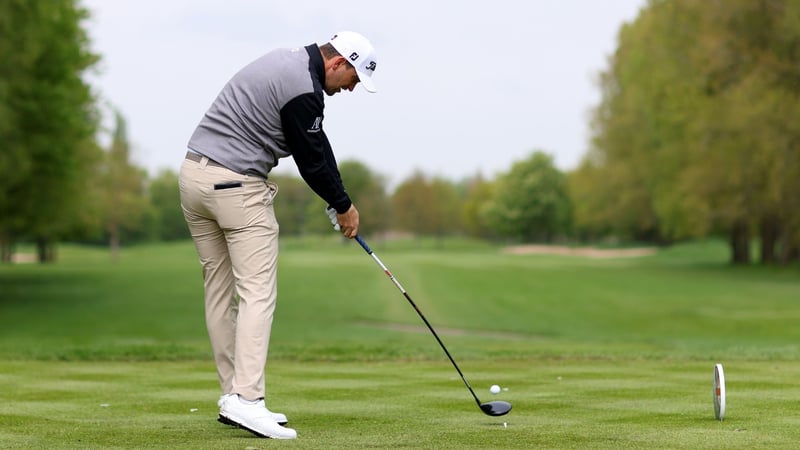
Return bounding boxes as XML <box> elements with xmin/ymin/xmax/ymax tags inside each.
<box><xmin>179</xmin><ymin>31</ymin><xmax>378</xmax><ymax>440</ymax></box>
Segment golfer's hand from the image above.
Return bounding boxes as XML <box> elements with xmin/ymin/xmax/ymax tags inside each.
<box><xmin>336</xmin><ymin>205</ymin><xmax>359</xmax><ymax>239</ymax></box>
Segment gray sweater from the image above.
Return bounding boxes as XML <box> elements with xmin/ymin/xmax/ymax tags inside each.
<box><xmin>188</xmin><ymin>44</ymin><xmax>351</xmax><ymax>213</ymax></box>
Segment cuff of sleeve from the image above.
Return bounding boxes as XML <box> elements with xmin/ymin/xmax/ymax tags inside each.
<box><xmin>332</xmin><ymin>198</ymin><xmax>352</xmax><ymax>214</ymax></box>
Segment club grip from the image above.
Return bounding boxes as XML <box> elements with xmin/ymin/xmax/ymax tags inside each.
<box><xmin>355</xmin><ymin>234</ymin><xmax>372</xmax><ymax>254</ymax></box>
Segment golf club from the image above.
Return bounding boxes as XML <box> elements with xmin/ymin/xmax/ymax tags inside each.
<box><xmin>354</xmin><ymin>234</ymin><xmax>512</xmax><ymax>417</ymax></box>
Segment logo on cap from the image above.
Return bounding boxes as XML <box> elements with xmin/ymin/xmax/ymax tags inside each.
<box><xmin>365</xmin><ymin>61</ymin><xmax>376</xmax><ymax>72</ymax></box>
<box><xmin>348</xmin><ymin>52</ymin><xmax>359</xmax><ymax>62</ymax></box>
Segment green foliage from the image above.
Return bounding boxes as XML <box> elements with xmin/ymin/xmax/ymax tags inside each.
<box><xmin>485</xmin><ymin>151</ymin><xmax>571</xmax><ymax>242</ymax></box>
<box><xmin>95</xmin><ymin>112</ymin><xmax>149</xmax><ymax>258</ymax></box>
<box><xmin>0</xmin><ymin>0</ymin><xmax>101</xmax><ymax>259</ymax></box>
<box><xmin>148</xmin><ymin>169</ymin><xmax>188</xmax><ymax>241</ymax></box>
<box><xmin>391</xmin><ymin>171</ymin><xmax>428</xmax><ymax>233</ymax></box>
<box><xmin>460</xmin><ymin>174</ymin><xmax>496</xmax><ymax>239</ymax></box>
<box><xmin>576</xmin><ymin>0</ymin><xmax>800</xmax><ymax>264</ymax></box>
<box><xmin>270</xmin><ymin>160</ymin><xmax>390</xmax><ymax>236</ymax></box>
<box><xmin>301</xmin><ymin>160</ymin><xmax>392</xmax><ymax>235</ymax></box>
<box><xmin>271</xmin><ymin>173</ymin><xmax>314</xmax><ymax>235</ymax></box>
<box><xmin>392</xmin><ymin>171</ymin><xmax>464</xmax><ymax>238</ymax></box>
<box><xmin>338</xmin><ymin>160</ymin><xmax>391</xmax><ymax>235</ymax></box>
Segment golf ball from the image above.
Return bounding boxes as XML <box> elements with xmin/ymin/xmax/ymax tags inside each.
<box><xmin>490</xmin><ymin>384</ymin><xmax>501</xmax><ymax>395</ymax></box>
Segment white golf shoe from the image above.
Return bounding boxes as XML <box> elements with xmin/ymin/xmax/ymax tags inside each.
<box><xmin>217</xmin><ymin>394</ymin><xmax>288</xmax><ymax>425</ymax></box>
<box><xmin>219</xmin><ymin>395</ymin><xmax>297</xmax><ymax>440</ymax></box>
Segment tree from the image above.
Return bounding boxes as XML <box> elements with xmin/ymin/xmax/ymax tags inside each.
<box><xmin>577</xmin><ymin>0</ymin><xmax>706</xmax><ymax>244</ymax></box>
<box><xmin>301</xmin><ymin>160</ymin><xmax>391</xmax><ymax>236</ymax></box>
<box><xmin>461</xmin><ymin>173</ymin><xmax>496</xmax><ymax>239</ymax></box>
<box><xmin>484</xmin><ymin>151</ymin><xmax>571</xmax><ymax>242</ymax></box>
<box><xmin>581</xmin><ymin>0</ymin><xmax>800</xmax><ymax>264</ymax></box>
<box><xmin>148</xmin><ymin>169</ymin><xmax>187</xmax><ymax>241</ymax></box>
<box><xmin>391</xmin><ymin>171</ymin><xmax>463</xmax><ymax>240</ymax></box>
<box><xmin>337</xmin><ymin>161</ymin><xmax>391</xmax><ymax>236</ymax></box>
<box><xmin>428</xmin><ymin>176</ymin><xmax>463</xmax><ymax>239</ymax></box>
<box><xmin>695</xmin><ymin>0</ymin><xmax>800</xmax><ymax>264</ymax></box>
<box><xmin>391</xmin><ymin>171</ymin><xmax>428</xmax><ymax>234</ymax></box>
<box><xmin>97</xmin><ymin>111</ymin><xmax>148</xmax><ymax>261</ymax></box>
<box><xmin>0</xmin><ymin>0</ymin><xmax>100</xmax><ymax>262</ymax></box>
<box><xmin>256</xmin><ymin>161</ymin><xmax>390</xmax><ymax>237</ymax></box>
<box><xmin>271</xmin><ymin>174</ymin><xmax>314</xmax><ymax>236</ymax></box>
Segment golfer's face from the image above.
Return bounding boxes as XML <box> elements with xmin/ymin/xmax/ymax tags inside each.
<box><xmin>325</xmin><ymin>60</ymin><xmax>359</xmax><ymax>96</ymax></box>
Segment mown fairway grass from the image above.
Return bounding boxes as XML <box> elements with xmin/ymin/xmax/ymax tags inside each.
<box><xmin>1</xmin><ymin>237</ymin><xmax>799</xmax><ymax>449</ymax></box>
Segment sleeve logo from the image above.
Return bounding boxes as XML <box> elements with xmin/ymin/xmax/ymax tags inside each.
<box><xmin>308</xmin><ymin>116</ymin><xmax>322</xmax><ymax>133</ymax></box>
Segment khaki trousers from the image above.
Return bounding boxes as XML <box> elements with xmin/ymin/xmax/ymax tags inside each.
<box><xmin>179</xmin><ymin>155</ymin><xmax>279</xmax><ymax>400</ymax></box>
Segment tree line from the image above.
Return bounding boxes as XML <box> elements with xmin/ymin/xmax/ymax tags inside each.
<box><xmin>571</xmin><ymin>0</ymin><xmax>800</xmax><ymax>264</ymax></box>
<box><xmin>1</xmin><ymin>0</ymin><xmax>798</xmax><ymax>266</ymax></box>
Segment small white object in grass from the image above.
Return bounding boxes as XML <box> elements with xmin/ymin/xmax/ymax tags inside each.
<box><xmin>190</xmin><ymin>408</ymin><xmax>198</xmax><ymax>412</ymax></box>
<box><xmin>503</xmin><ymin>422</ymin><xmax>507</xmax><ymax>428</ymax></box>
<box><xmin>490</xmin><ymin>384</ymin><xmax>501</xmax><ymax>395</ymax></box>
<box><xmin>100</xmin><ymin>403</ymin><xmax>110</xmax><ymax>408</ymax></box>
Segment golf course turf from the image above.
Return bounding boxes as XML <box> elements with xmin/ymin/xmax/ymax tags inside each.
<box><xmin>1</xmin><ymin>237</ymin><xmax>798</xmax><ymax>448</ymax></box>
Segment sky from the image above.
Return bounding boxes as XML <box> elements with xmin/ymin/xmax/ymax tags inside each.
<box><xmin>81</xmin><ymin>0</ymin><xmax>645</xmax><ymax>186</ymax></box>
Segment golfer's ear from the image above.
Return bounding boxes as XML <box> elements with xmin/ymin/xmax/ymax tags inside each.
<box><xmin>333</xmin><ymin>56</ymin><xmax>349</xmax><ymax>70</ymax></box>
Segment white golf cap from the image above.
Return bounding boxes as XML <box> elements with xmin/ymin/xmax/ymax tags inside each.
<box><xmin>329</xmin><ymin>31</ymin><xmax>378</xmax><ymax>93</ymax></box>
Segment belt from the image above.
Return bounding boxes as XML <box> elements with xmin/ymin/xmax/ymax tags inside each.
<box><xmin>185</xmin><ymin>151</ymin><xmax>226</xmax><ymax>169</ymax></box>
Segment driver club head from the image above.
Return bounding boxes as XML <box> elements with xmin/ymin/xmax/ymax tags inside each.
<box><xmin>480</xmin><ymin>401</ymin><xmax>512</xmax><ymax>416</ymax></box>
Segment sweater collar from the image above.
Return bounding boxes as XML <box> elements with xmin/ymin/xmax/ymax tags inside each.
<box><xmin>305</xmin><ymin>44</ymin><xmax>325</xmax><ymax>86</ymax></box>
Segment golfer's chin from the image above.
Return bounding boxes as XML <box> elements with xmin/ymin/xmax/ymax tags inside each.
<box><xmin>324</xmin><ymin>88</ymin><xmax>341</xmax><ymax>96</ymax></box>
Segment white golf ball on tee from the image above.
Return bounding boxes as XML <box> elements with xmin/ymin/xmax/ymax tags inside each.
<box><xmin>490</xmin><ymin>384</ymin><xmax>501</xmax><ymax>395</ymax></box>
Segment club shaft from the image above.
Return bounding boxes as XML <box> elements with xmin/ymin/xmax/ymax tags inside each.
<box><xmin>355</xmin><ymin>235</ymin><xmax>483</xmax><ymax>408</ymax></box>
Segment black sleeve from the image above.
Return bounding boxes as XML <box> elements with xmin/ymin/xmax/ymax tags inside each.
<box><xmin>281</xmin><ymin>92</ymin><xmax>352</xmax><ymax>213</ymax></box>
